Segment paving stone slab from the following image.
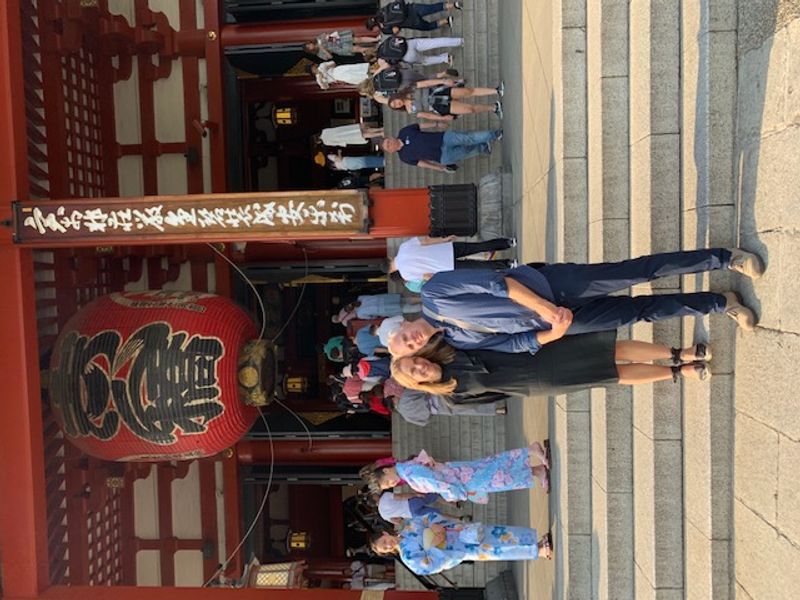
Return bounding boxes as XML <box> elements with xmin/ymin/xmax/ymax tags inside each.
<box><xmin>734</xmin><ymin>498</ymin><xmax>800</xmax><ymax>600</ymax></box>
<box><xmin>633</xmin><ymin>430</ymin><xmax>684</xmax><ymax>589</ymax></box>
<box><xmin>734</xmin><ymin>412</ymin><xmax>779</xmax><ymax>525</ymax></box>
<box><xmin>777</xmin><ymin>433</ymin><xmax>800</xmax><ymax>547</ymax></box>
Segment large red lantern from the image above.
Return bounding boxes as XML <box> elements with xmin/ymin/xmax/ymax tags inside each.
<box><xmin>49</xmin><ymin>291</ymin><xmax>271</xmax><ymax>462</ymax></box>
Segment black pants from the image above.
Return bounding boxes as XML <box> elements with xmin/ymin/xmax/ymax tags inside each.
<box><xmin>404</xmin><ymin>2</ymin><xmax>446</xmax><ymax>30</ymax></box>
<box><xmin>453</xmin><ymin>239</ymin><xmax>513</xmax><ymax>270</ymax></box>
<box><xmin>530</xmin><ymin>248</ymin><xmax>732</xmax><ymax>333</ymax></box>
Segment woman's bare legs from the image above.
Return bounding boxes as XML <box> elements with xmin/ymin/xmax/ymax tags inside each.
<box><xmin>615</xmin><ymin>340</ymin><xmax>710</xmax><ymax>362</ymax></box>
<box><xmin>617</xmin><ymin>362</ymin><xmax>708</xmax><ymax>385</ymax></box>
<box><xmin>449</xmin><ymin>100</ymin><xmax>495</xmax><ymax>115</ymax></box>
<box><xmin>452</xmin><ymin>87</ymin><xmax>499</xmax><ymax>99</ymax></box>
<box><xmin>354</xmin><ymin>35</ymin><xmax>381</xmax><ymax>43</ymax></box>
<box><xmin>529</xmin><ymin>441</ymin><xmax>550</xmax><ymax>493</ymax></box>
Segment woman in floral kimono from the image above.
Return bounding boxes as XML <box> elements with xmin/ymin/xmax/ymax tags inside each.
<box><xmin>371</xmin><ymin>512</ymin><xmax>552</xmax><ymax>575</ymax></box>
<box><xmin>361</xmin><ymin>442</ymin><xmax>551</xmax><ymax>499</ymax></box>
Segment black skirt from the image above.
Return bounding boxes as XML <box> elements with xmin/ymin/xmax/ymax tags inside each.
<box><xmin>427</xmin><ymin>86</ymin><xmax>453</xmax><ymax>116</ymax></box>
<box><xmin>448</xmin><ymin>330</ymin><xmax>619</xmax><ymax>400</ymax></box>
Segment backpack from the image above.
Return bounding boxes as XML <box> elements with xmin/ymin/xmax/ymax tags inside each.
<box><xmin>377</xmin><ymin>36</ymin><xmax>408</xmax><ymax>62</ymax></box>
<box><xmin>373</xmin><ymin>68</ymin><xmax>404</xmax><ymax>93</ymax></box>
<box><xmin>378</xmin><ymin>1</ymin><xmax>408</xmax><ymax>27</ymax></box>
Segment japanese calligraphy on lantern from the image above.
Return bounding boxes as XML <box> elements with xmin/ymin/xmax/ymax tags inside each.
<box><xmin>49</xmin><ymin>323</ymin><xmax>226</xmax><ymax>445</ymax></box>
<box><xmin>13</xmin><ymin>190</ymin><xmax>369</xmax><ymax>244</ymax></box>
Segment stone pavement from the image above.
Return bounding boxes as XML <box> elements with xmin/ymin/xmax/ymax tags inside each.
<box><xmin>503</xmin><ymin>1</ymin><xmax>800</xmax><ymax>599</ymax></box>
<box><xmin>390</xmin><ymin>1</ymin><xmax>800</xmax><ymax>596</ymax></box>
<box><xmin>732</xmin><ymin>2</ymin><xmax>800</xmax><ymax>598</ymax></box>
<box><xmin>498</xmin><ymin>0</ymin><xmax>557</xmax><ymax>598</ymax></box>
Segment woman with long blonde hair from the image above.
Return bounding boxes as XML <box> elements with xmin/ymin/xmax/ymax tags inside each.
<box><xmin>389</xmin><ymin>330</ymin><xmax>711</xmax><ymax>399</ymax></box>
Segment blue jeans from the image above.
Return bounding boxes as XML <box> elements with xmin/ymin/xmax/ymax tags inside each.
<box><xmin>440</xmin><ymin>129</ymin><xmax>501</xmax><ymax>165</ymax></box>
<box><xmin>531</xmin><ymin>248</ymin><xmax>732</xmax><ymax>334</ymax></box>
<box><xmin>408</xmin><ymin>493</ymin><xmax>441</xmax><ymax>517</ymax></box>
<box><xmin>406</xmin><ymin>2</ymin><xmax>446</xmax><ymax>30</ymax></box>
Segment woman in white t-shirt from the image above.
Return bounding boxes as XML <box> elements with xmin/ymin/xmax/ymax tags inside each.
<box><xmin>389</xmin><ymin>236</ymin><xmax>518</xmax><ymax>289</ymax></box>
<box><xmin>377</xmin><ymin>491</ymin><xmax>441</xmax><ymax>524</ymax></box>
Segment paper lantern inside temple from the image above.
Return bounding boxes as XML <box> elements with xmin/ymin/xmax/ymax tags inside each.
<box><xmin>48</xmin><ymin>291</ymin><xmax>273</xmax><ymax>462</ymax></box>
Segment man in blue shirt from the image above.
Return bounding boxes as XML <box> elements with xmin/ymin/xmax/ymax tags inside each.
<box><xmin>385</xmin><ymin>247</ymin><xmax>764</xmax><ymax>356</ymax></box>
<box><xmin>381</xmin><ymin>124</ymin><xmax>502</xmax><ymax>172</ymax></box>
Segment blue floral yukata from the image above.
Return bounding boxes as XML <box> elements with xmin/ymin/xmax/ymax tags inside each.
<box><xmin>395</xmin><ymin>447</ymin><xmax>535</xmax><ymax>504</ymax></box>
<box><xmin>399</xmin><ymin>512</ymin><xmax>540</xmax><ymax>575</ymax></box>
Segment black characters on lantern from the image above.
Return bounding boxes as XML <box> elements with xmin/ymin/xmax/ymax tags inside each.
<box><xmin>50</xmin><ymin>323</ymin><xmax>226</xmax><ymax>445</ymax></box>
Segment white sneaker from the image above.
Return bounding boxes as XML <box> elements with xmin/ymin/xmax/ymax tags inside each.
<box><xmin>508</xmin><ymin>237</ymin><xmax>517</xmax><ymax>248</ymax></box>
<box><xmin>722</xmin><ymin>291</ymin><xmax>757</xmax><ymax>331</ymax></box>
<box><xmin>727</xmin><ymin>248</ymin><xmax>765</xmax><ymax>280</ymax></box>
<box><xmin>494</xmin><ymin>101</ymin><xmax>503</xmax><ymax>119</ymax></box>
<box><xmin>509</xmin><ymin>259</ymin><xmax>518</xmax><ymax>268</ymax></box>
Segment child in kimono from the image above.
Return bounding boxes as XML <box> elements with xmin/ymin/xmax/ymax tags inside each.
<box><xmin>371</xmin><ymin>512</ymin><xmax>552</xmax><ymax>575</ymax></box>
<box><xmin>362</xmin><ymin>443</ymin><xmax>551</xmax><ymax>499</ymax></box>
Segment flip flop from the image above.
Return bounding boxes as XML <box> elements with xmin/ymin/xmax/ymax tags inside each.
<box><xmin>540</xmin><ymin>466</ymin><xmax>550</xmax><ymax>494</ymax></box>
<box><xmin>530</xmin><ymin>441</ymin><xmax>550</xmax><ymax>469</ymax></box>
<box><xmin>544</xmin><ymin>439</ymin><xmax>552</xmax><ymax>469</ymax></box>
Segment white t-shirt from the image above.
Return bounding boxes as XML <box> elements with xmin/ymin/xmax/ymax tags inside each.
<box><xmin>378</xmin><ymin>492</ymin><xmax>412</xmax><ymax>520</ymax></box>
<box><xmin>394</xmin><ymin>237</ymin><xmax>455</xmax><ymax>281</ymax></box>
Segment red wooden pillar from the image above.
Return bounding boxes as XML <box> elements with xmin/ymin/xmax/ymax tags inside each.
<box><xmin>33</xmin><ymin>587</ymin><xmax>437</xmax><ymax>600</ymax></box>
<box><xmin>242</xmin><ymin>76</ymin><xmax>352</xmax><ymax>102</ymax></box>
<box><xmin>236</xmin><ymin>438</ymin><xmax>391</xmax><ymax>466</ymax></box>
<box><xmin>240</xmin><ymin>239</ymin><xmax>388</xmax><ymax>262</ymax></box>
<box><xmin>220</xmin><ymin>18</ymin><xmax>371</xmax><ymax>47</ymax></box>
<box><xmin>369</xmin><ymin>188</ymin><xmax>431</xmax><ymax>238</ymax></box>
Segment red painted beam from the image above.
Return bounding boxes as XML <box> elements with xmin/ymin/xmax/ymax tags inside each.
<box><xmin>0</xmin><ymin>244</ymin><xmax>50</xmax><ymax>598</ymax></box>
<box><xmin>221</xmin><ymin>448</ymin><xmax>243</xmax><ymax>577</ymax></box>
<box><xmin>198</xmin><ymin>459</ymin><xmax>220</xmax><ymax>579</ymax></box>
<box><xmin>0</xmin><ymin>0</ymin><xmax>50</xmax><ymax>596</ymax></box>
<box><xmin>156</xmin><ymin>463</ymin><xmax>177</xmax><ymax>585</ymax></box>
<box><xmin>29</xmin><ymin>587</ymin><xmax>438</xmax><ymax>600</ymax></box>
<box><xmin>134</xmin><ymin>0</ymin><xmax>159</xmax><ymax>196</ymax></box>
<box><xmin>28</xmin><ymin>586</ymin><xmax>439</xmax><ymax>600</ymax></box>
<box><xmin>179</xmin><ymin>0</ymin><xmax>204</xmax><ymax>195</ymax></box>
<box><xmin>1</xmin><ymin>0</ymin><xmax>30</xmax><ymax>202</ymax></box>
<box><xmin>203</xmin><ymin>1</ymin><xmax>227</xmax><ymax>194</ymax></box>
<box><xmin>220</xmin><ymin>17</ymin><xmax>370</xmax><ymax>47</ymax></box>
<box><xmin>236</xmin><ymin>438</ymin><xmax>391</xmax><ymax>466</ymax></box>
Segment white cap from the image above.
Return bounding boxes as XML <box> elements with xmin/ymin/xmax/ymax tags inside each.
<box><xmin>377</xmin><ymin>316</ymin><xmax>405</xmax><ymax>347</ymax></box>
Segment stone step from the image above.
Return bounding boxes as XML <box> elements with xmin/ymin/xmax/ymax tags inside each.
<box><xmin>392</xmin><ymin>413</ymin><xmax>508</xmax><ymax>590</ymax></box>
<box><xmin>586</xmin><ymin>0</ymin><xmax>633</xmax><ymax>596</ymax></box>
<box><xmin>628</xmin><ymin>1</ymin><xmax>684</xmax><ymax>597</ymax></box>
<box><xmin>679</xmin><ymin>2</ymin><xmax>738</xmax><ymax>599</ymax></box>
<box><xmin>553</xmin><ymin>0</ymin><xmax>590</xmax><ymax>597</ymax></box>
<box><xmin>383</xmin><ymin>0</ymin><xmax>504</xmax><ymax>191</ymax></box>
